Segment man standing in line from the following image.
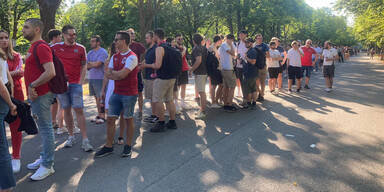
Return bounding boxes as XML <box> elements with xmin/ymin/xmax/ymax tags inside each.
<box><xmin>52</xmin><ymin>25</ymin><xmax>93</xmax><ymax>152</ymax></box>
<box><xmin>322</xmin><ymin>41</ymin><xmax>337</xmax><ymax>92</ymax></box>
<box><xmin>141</xmin><ymin>28</ymin><xmax>177</xmax><ymax>132</ymax></box>
<box><xmin>22</xmin><ymin>18</ymin><xmax>56</xmax><ymax>180</ymax></box>
<box><xmin>242</xmin><ymin>38</ymin><xmax>259</xmax><ymax>109</ymax></box>
<box><xmin>94</xmin><ymin>31</ymin><xmax>139</xmax><ymax>158</ymax></box>
<box><xmin>189</xmin><ymin>33</ymin><xmax>208</xmax><ymax>119</ymax></box>
<box><xmin>87</xmin><ymin>35</ymin><xmax>108</xmax><ymax>124</ymax></box>
<box><xmin>300</xmin><ymin>39</ymin><xmax>318</xmax><ymax>89</ymax></box>
<box><xmin>254</xmin><ymin>34</ymin><xmax>270</xmax><ymax>102</ymax></box>
<box><xmin>236</xmin><ymin>30</ymin><xmax>248</xmax><ymax>105</ymax></box>
<box><xmin>219</xmin><ymin>34</ymin><xmax>237</xmax><ymax>112</ymax></box>
<box><xmin>287</xmin><ymin>41</ymin><xmax>304</xmax><ymax>93</ymax></box>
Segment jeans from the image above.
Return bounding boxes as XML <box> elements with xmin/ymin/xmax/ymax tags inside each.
<box><xmin>108</xmin><ymin>93</ymin><xmax>138</xmax><ymax>119</ymax></box>
<box><xmin>31</xmin><ymin>92</ymin><xmax>55</xmax><ymax>168</ymax></box>
<box><xmin>57</xmin><ymin>84</ymin><xmax>84</xmax><ymax>109</ymax></box>
<box><xmin>0</xmin><ymin>97</ymin><xmax>16</xmax><ymax>190</ymax></box>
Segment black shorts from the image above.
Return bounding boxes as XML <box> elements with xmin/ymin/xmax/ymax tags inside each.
<box><xmin>138</xmin><ymin>72</ymin><xmax>144</xmax><ymax>92</ymax></box>
<box><xmin>268</xmin><ymin>67</ymin><xmax>280</xmax><ymax>79</ymax></box>
<box><xmin>177</xmin><ymin>71</ymin><xmax>188</xmax><ymax>85</ymax></box>
<box><xmin>209</xmin><ymin>71</ymin><xmax>223</xmax><ymax>86</ymax></box>
<box><xmin>323</xmin><ymin>65</ymin><xmax>335</xmax><ymax>78</ymax></box>
<box><xmin>288</xmin><ymin>66</ymin><xmax>303</xmax><ymax>80</ymax></box>
<box><xmin>235</xmin><ymin>67</ymin><xmax>243</xmax><ymax>79</ymax></box>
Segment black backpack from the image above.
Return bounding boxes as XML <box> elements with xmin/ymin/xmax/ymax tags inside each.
<box><xmin>157</xmin><ymin>43</ymin><xmax>182</xmax><ymax>79</ymax></box>
<box><xmin>34</xmin><ymin>42</ymin><xmax>68</xmax><ymax>94</ymax></box>
<box><xmin>206</xmin><ymin>50</ymin><xmax>219</xmax><ymax>76</ymax></box>
<box><xmin>254</xmin><ymin>47</ymin><xmax>266</xmax><ymax>69</ymax></box>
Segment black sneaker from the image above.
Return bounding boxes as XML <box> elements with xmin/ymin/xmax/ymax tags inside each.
<box><xmin>165</xmin><ymin>121</ymin><xmax>177</xmax><ymax>129</ymax></box>
<box><xmin>304</xmin><ymin>85</ymin><xmax>310</xmax><ymax>89</ymax></box>
<box><xmin>94</xmin><ymin>146</ymin><xmax>113</xmax><ymax>158</ymax></box>
<box><xmin>296</xmin><ymin>88</ymin><xmax>301</xmax><ymax>93</ymax></box>
<box><xmin>150</xmin><ymin>122</ymin><xmax>166</xmax><ymax>132</ymax></box>
<box><xmin>257</xmin><ymin>95</ymin><xmax>264</xmax><ymax>102</ymax></box>
<box><xmin>121</xmin><ymin>145</ymin><xmax>132</xmax><ymax>157</ymax></box>
<box><xmin>225</xmin><ymin>105</ymin><xmax>237</xmax><ymax>113</ymax></box>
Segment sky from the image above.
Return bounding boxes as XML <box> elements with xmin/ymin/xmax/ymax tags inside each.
<box><xmin>305</xmin><ymin>0</ymin><xmax>336</xmax><ymax>9</ymax></box>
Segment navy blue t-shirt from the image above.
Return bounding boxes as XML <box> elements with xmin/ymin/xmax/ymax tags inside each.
<box><xmin>144</xmin><ymin>44</ymin><xmax>157</xmax><ymax>80</ymax></box>
<box><xmin>254</xmin><ymin>43</ymin><xmax>269</xmax><ymax>69</ymax></box>
<box><xmin>243</xmin><ymin>48</ymin><xmax>259</xmax><ymax>79</ymax></box>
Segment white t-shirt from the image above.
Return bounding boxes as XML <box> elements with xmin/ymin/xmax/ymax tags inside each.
<box><xmin>236</xmin><ymin>41</ymin><xmax>247</xmax><ymax>68</ymax></box>
<box><xmin>219</xmin><ymin>42</ymin><xmax>235</xmax><ymax>70</ymax></box>
<box><xmin>108</xmin><ymin>50</ymin><xmax>138</xmax><ymax>70</ymax></box>
<box><xmin>0</xmin><ymin>58</ymin><xmax>9</xmax><ymax>84</ymax></box>
<box><xmin>322</xmin><ymin>49</ymin><xmax>334</xmax><ymax>66</ymax></box>
<box><xmin>287</xmin><ymin>48</ymin><xmax>304</xmax><ymax>67</ymax></box>
<box><xmin>267</xmin><ymin>49</ymin><xmax>281</xmax><ymax>68</ymax></box>
<box><xmin>330</xmin><ymin>48</ymin><xmax>338</xmax><ymax>58</ymax></box>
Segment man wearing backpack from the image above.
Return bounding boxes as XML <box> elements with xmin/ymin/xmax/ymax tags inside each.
<box><xmin>254</xmin><ymin>34</ymin><xmax>270</xmax><ymax>102</ymax></box>
<box><xmin>22</xmin><ymin>18</ymin><xmax>56</xmax><ymax>181</ymax></box>
<box><xmin>189</xmin><ymin>33</ymin><xmax>208</xmax><ymax>119</ymax></box>
<box><xmin>141</xmin><ymin>28</ymin><xmax>179</xmax><ymax>132</ymax></box>
<box><xmin>52</xmin><ymin>25</ymin><xmax>93</xmax><ymax>152</ymax></box>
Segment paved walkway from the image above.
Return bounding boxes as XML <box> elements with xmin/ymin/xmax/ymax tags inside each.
<box><xmin>8</xmin><ymin>54</ymin><xmax>384</xmax><ymax>192</ymax></box>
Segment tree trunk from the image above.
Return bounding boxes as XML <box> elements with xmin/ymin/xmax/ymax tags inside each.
<box><xmin>0</xmin><ymin>0</ymin><xmax>11</xmax><ymax>32</ymax></box>
<box><xmin>37</xmin><ymin>0</ymin><xmax>61</xmax><ymax>41</ymax></box>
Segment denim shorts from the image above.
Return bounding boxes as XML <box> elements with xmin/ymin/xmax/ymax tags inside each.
<box><xmin>88</xmin><ymin>79</ymin><xmax>103</xmax><ymax>98</ymax></box>
<box><xmin>57</xmin><ymin>83</ymin><xmax>84</xmax><ymax>109</ymax></box>
<box><xmin>302</xmin><ymin>66</ymin><xmax>313</xmax><ymax>78</ymax></box>
<box><xmin>108</xmin><ymin>93</ymin><xmax>138</xmax><ymax>119</ymax></box>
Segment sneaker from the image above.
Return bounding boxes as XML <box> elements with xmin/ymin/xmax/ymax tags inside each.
<box><xmin>288</xmin><ymin>89</ymin><xmax>292</xmax><ymax>94</ymax></box>
<box><xmin>165</xmin><ymin>121</ymin><xmax>177</xmax><ymax>129</ymax></box>
<box><xmin>30</xmin><ymin>165</ymin><xmax>55</xmax><ymax>181</ymax></box>
<box><xmin>143</xmin><ymin>115</ymin><xmax>156</xmax><ymax>122</ymax></box>
<box><xmin>256</xmin><ymin>95</ymin><xmax>264</xmax><ymax>102</ymax></box>
<box><xmin>12</xmin><ymin>159</ymin><xmax>21</xmax><ymax>173</ymax></box>
<box><xmin>210</xmin><ymin>103</ymin><xmax>221</xmax><ymax>109</ymax></box>
<box><xmin>56</xmin><ymin>127</ymin><xmax>68</xmax><ymax>135</ymax></box>
<box><xmin>94</xmin><ymin>146</ymin><xmax>114</xmax><ymax>158</ymax></box>
<box><xmin>74</xmin><ymin>127</ymin><xmax>81</xmax><ymax>134</ymax></box>
<box><xmin>64</xmin><ymin>136</ymin><xmax>75</xmax><ymax>148</ymax></box>
<box><xmin>195</xmin><ymin>111</ymin><xmax>206</xmax><ymax>119</ymax></box>
<box><xmin>52</xmin><ymin>123</ymin><xmax>59</xmax><ymax>129</ymax></box>
<box><xmin>27</xmin><ymin>157</ymin><xmax>42</xmax><ymax>170</ymax></box>
<box><xmin>224</xmin><ymin>105</ymin><xmax>237</xmax><ymax>113</ymax></box>
<box><xmin>81</xmin><ymin>139</ymin><xmax>94</xmax><ymax>152</ymax></box>
<box><xmin>150</xmin><ymin>122</ymin><xmax>166</xmax><ymax>133</ymax></box>
<box><xmin>296</xmin><ymin>88</ymin><xmax>301</xmax><ymax>93</ymax></box>
<box><xmin>149</xmin><ymin>117</ymin><xmax>159</xmax><ymax>124</ymax></box>
<box><xmin>242</xmin><ymin>102</ymin><xmax>250</xmax><ymax>109</ymax></box>
<box><xmin>304</xmin><ymin>85</ymin><xmax>310</xmax><ymax>89</ymax></box>
<box><xmin>121</xmin><ymin>145</ymin><xmax>132</xmax><ymax>157</ymax></box>
<box><xmin>324</xmin><ymin>88</ymin><xmax>331</xmax><ymax>92</ymax></box>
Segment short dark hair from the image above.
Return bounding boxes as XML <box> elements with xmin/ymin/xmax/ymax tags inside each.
<box><xmin>175</xmin><ymin>34</ymin><xmax>182</xmax><ymax>38</ymax></box>
<box><xmin>226</xmin><ymin>34</ymin><xmax>235</xmax><ymax>40</ymax></box>
<box><xmin>116</xmin><ymin>31</ymin><xmax>131</xmax><ymax>45</ymax></box>
<box><xmin>166</xmin><ymin>37</ymin><xmax>174</xmax><ymax>44</ymax></box>
<box><xmin>48</xmin><ymin>29</ymin><xmax>61</xmax><ymax>41</ymax></box>
<box><xmin>245</xmin><ymin>38</ymin><xmax>255</xmax><ymax>43</ymax></box>
<box><xmin>213</xmin><ymin>35</ymin><xmax>221</xmax><ymax>43</ymax></box>
<box><xmin>25</xmin><ymin>18</ymin><xmax>44</xmax><ymax>32</ymax></box>
<box><xmin>91</xmin><ymin>35</ymin><xmax>102</xmax><ymax>43</ymax></box>
<box><xmin>154</xmin><ymin>28</ymin><xmax>165</xmax><ymax>39</ymax></box>
<box><xmin>193</xmin><ymin>33</ymin><xmax>203</xmax><ymax>45</ymax></box>
<box><xmin>62</xmin><ymin>25</ymin><xmax>75</xmax><ymax>34</ymax></box>
<box><xmin>239</xmin><ymin>30</ymin><xmax>248</xmax><ymax>35</ymax></box>
<box><xmin>146</xmin><ymin>31</ymin><xmax>154</xmax><ymax>38</ymax></box>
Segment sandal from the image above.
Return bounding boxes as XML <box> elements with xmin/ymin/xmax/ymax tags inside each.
<box><xmin>95</xmin><ymin>118</ymin><xmax>105</xmax><ymax>124</ymax></box>
<box><xmin>117</xmin><ymin>137</ymin><xmax>124</xmax><ymax>145</ymax></box>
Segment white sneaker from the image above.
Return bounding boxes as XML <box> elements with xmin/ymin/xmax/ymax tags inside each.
<box><xmin>30</xmin><ymin>165</ymin><xmax>55</xmax><ymax>181</ymax></box>
<box><xmin>56</xmin><ymin>127</ymin><xmax>68</xmax><ymax>135</ymax></box>
<box><xmin>211</xmin><ymin>103</ymin><xmax>221</xmax><ymax>109</ymax></box>
<box><xmin>81</xmin><ymin>139</ymin><xmax>94</xmax><ymax>152</ymax></box>
<box><xmin>12</xmin><ymin>159</ymin><xmax>21</xmax><ymax>173</ymax></box>
<box><xmin>27</xmin><ymin>157</ymin><xmax>42</xmax><ymax>170</ymax></box>
<box><xmin>74</xmin><ymin>127</ymin><xmax>81</xmax><ymax>134</ymax></box>
<box><xmin>64</xmin><ymin>136</ymin><xmax>76</xmax><ymax>148</ymax></box>
<box><xmin>324</xmin><ymin>88</ymin><xmax>331</xmax><ymax>92</ymax></box>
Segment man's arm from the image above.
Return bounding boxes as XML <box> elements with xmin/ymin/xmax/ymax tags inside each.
<box><xmin>30</xmin><ymin>62</ymin><xmax>56</xmax><ymax>88</ymax></box>
<box><xmin>190</xmin><ymin>56</ymin><xmax>202</xmax><ymax>72</ymax></box>
<box><xmin>87</xmin><ymin>61</ymin><xmax>103</xmax><ymax>69</ymax></box>
<box><xmin>106</xmin><ymin>68</ymin><xmax>132</xmax><ymax>80</ymax></box>
<box><xmin>80</xmin><ymin>60</ymin><xmax>87</xmax><ymax>84</ymax></box>
<box><xmin>226</xmin><ymin>44</ymin><xmax>236</xmax><ymax>57</ymax></box>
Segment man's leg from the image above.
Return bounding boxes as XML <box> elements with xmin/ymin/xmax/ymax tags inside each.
<box><xmin>138</xmin><ymin>92</ymin><xmax>144</xmax><ymax>114</ymax></box>
<box><xmin>73</xmin><ymin>108</ymin><xmax>87</xmax><ymax>139</ymax></box>
<box><xmin>180</xmin><ymin>84</ymin><xmax>186</xmax><ymax>101</ymax></box>
<box><xmin>125</xmin><ymin>118</ymin><xmax>135</xmax><ymax>146</ymax></box>
<box><xmin>288</xmin><ymin>79</ymin><xmax>293</xmax><ymax>90</ymax></box>
<box><xmin>51</xmin><ymin>100</ymin><xmax>58</xmax><ymax>125</ymax></box>
<box><xmin>216</xmin><ymin>84</ymin><xmax>224</xmax><ymax>104</ymax></box>
<box><xmin>228</xmin><ymin>87</ymin><xmax>235</xmax><ymax>106</ymax></box>
<box><xmin>63</xmin><ymin>107</ymin><xmax>75</xmax><ymax>136</ymax></box>
<box><xmin>199</xmin><ymin>92</ymin><xmax>207</xmax><ymax>112</ymax></box>
<box><xmin>297</xmin><ymin>78</ymin><xmax>302</xmax><ymax>90</ymax></box>
<box><xmin>165</xmin><ymin>101</ymin><xmax>176</xmax><ymax>121</ymax></box>
<box><xmin>156</xmin><ymin>102</ymin><xmax>165</xmax><ymax>121</ymax></box>
<box><xmin>105</xmin><ymin>117</ymin><xmax>117</xmax><ymax>148</ymax></box>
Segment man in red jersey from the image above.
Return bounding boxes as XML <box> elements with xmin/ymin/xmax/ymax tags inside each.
<box><xmin>22</xmin><ymin>18</ymin><xmax>56</xmax><ymax>181</ymax></box>
<box><xmin>95</xmin><ymin>31</ymin><xmax>139</xmax><ymax>158</ymax></box>
<box><xmin>51</xmin><ymin>25</ymin><xmax>93</xmax><ymax>152</ymax></box>
<box><xmin>300</xmin><ymin>39</ymin><xmax>318</xmax><ymax>89</ymax></box>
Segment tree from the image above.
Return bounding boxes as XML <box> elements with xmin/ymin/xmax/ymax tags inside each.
<box><xmin>0</xmin><ymin>0</ymin><xmax>11</xmax><ymax>32</ymax></box>
<box><xmin>37</xmin><ymin>0</ymin><xmax>62</xmax><ymax>41</ymax></box>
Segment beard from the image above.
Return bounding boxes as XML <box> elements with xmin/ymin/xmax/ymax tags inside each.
<box><xmin>23</xmin><ymin>32</ymin><xmax>35</xmax><ymax>41</ymax></box>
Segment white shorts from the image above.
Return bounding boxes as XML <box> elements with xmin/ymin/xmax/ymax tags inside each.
<box><xmin>105</xmin><ymin>80</ymin><xmax>114</xmax><ymax>110</ymax></box>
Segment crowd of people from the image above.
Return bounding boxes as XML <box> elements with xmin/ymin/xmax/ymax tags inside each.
<box><xmin>0</xmin><ymin>18</ymin><xmax>346</xmax><ymax>191</ymax></box>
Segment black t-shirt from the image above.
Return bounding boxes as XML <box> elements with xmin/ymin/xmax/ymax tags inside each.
<box><xmin>243</xmin><ymin>48</ymin><xmax>258</xmax><ymax>79</ymax></box>
<box><xmin>192</xmin><ymin>45</ymin><xmax>207</xmax><ymax>75</ymax></box>
<box><xmin>144</xmin><ymin>44</ymin><xmax>157</xmax><ymax>80</ymax></box>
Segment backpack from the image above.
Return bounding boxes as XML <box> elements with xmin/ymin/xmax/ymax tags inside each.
<box><xmin>158</xmin><ymin>43</ymin><xmax>182</xmax><ymax>79</ymax></box>
<box><xmin>206</xmin><ymin>50</ymin><xmax>219</xmax><ymax>77</ymax></box>
<box><xmin>254</xmin><ymin>47</ymin><xmax>266</xmax><ymax>69</ymax></box>
<box><xmin>33</xmin><ymin>41</ymin><xmax>68</xmax><ymax>94</ymax></box>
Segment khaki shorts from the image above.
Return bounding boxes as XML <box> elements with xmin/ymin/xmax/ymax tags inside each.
<box><xmin>152</xmin><ymin>78</ymin><xmax>176</xmax><ymax>103</ymax></box>
<box><xmin>195</xmin><ymin>75</ymin><xmax>207</xmax><ymax>93</ymax></box>
<box><xmin>144</xmin><ymin>79</ymin><xmax>154</xmax><ymax>100</ymax></box>
<box><xmin>257</xmin><ymin>66</ymin><xmax>267</xmax><ymax>82</ymax></box>
<box><xmin>221</xmin><ymin>70</ymin><xmax>236</xmax><ymax>88</ymax></box>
